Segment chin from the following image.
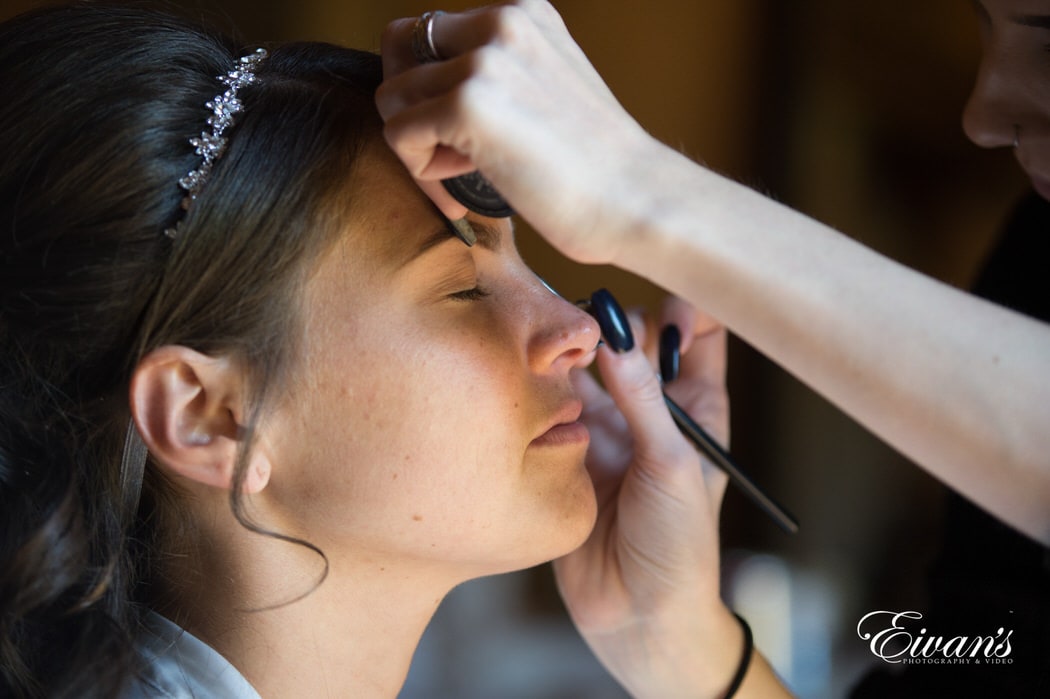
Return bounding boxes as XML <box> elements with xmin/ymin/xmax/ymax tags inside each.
<box><xmin>543</xmin><ymin>478</ymin><xmax>600</xmax><ymax>560</ymax></box>
<box><xmin>494</xmin><ymin>482</ymin><xmax>599</xmax><ymax>574</ymax></box>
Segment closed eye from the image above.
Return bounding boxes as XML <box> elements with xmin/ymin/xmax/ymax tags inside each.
<box><xmin>449</xmin><ymin>286</ymin><xmax>491</xmax><ymax>301</ymax></box>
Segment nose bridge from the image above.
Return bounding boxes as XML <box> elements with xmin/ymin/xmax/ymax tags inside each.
<box><xmin>525</xmin><ymin>283</ymin><xmax>600</xmax><ymax>373</ymax></box>
<box><xmin>963</xmin><ymin>40</ymin><xmax>1017</xmax><ymax>148</ymax></box>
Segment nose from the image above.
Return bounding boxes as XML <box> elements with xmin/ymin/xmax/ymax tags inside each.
<box><xmin>526</xmin><ymin>283</ymin><xmax>601</xmax><ymax>374</ymax></box>
<box><xmin>962</xmin><ymin>49</ymin><xmax>1018</xmax><ymax>149</ymax></box>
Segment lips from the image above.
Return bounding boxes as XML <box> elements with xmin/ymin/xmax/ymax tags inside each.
<box><xmin>1017</xmin><ymin>153</ymin><xmax>1050</xmax><ymax>202</ymax></box>
<box><xmin>530</xmin><ymin>399</ymin><xmax>589</xmax><ymax>447</ymax></box>
<box><xmin>1030</xmin><ymin>174</ymin><xmax>1050</xmax><ymax>202</ymax></box>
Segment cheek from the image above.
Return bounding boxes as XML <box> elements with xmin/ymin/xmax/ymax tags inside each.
<box><xmin>1036</xmin><ymin>76</ymin><xmax>1050</xmax><ymax>130</ymax></box>
<box><xmin>275</xmin><ymin>319</ymin><xmax>531</xmax><ymax>533</ymax></box>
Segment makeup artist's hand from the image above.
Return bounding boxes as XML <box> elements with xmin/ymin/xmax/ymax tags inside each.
<box><xmin>551</xmin><ymin>297</ymin><xmax>747</xmax><ymax>699</ymax></box>
<box><xmin>376</xmin><ymin>0</ymin><xmax>663</xmax><ymax>264</ymax></box>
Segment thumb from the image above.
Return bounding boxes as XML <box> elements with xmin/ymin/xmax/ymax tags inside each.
<box><xmin>592</xmin><ymin>340</ymin><xmax>718</xmax><ymax>583</ymax></box>
<box><xmin>594</xmin><ymin>343</ymin><xmax>694</xmax><ymax>475</ymax></box>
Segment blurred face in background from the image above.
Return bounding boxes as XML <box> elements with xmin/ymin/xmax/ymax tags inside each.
<box><xmin>963</xmin><ymin>0</ymin><xmax>1050</xmax><ymax>200</ymax></box>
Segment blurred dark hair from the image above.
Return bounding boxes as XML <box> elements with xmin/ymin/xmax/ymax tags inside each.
<box><xmin>0</xmin><ymin>3</ymin><xmax>383</xmax><ymax>696</ymax></box>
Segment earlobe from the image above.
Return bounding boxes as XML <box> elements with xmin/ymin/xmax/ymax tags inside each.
<box><xmin>242</xmin><ymin>452</ymin><xmax>272</xmax><ymax>494</ymax></box>
<box><xmin>130</xmin><ymin>346</ymin><xmax>261</xmax><ymax>492</ymax></box>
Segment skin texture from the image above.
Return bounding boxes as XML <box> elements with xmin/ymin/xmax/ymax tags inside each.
<box><xmin>375</xmin><ymin>0</ymin><xmax>1050</xmax><ymax>695</ymax></box>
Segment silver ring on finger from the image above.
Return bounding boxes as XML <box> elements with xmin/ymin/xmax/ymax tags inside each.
<box><xmin>411</xmin><ymin>10</ymin><xmax>445</xmax><ymax>64</ymax></box>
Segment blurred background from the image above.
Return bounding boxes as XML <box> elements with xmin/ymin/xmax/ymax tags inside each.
<box><xmin>0</xmin><ymin>0</ymin><xmax>1029</xmax><ymax>696</ymax></box>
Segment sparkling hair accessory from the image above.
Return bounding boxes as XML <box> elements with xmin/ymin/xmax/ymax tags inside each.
<box><xmin>165</xmin><ymin>48</ymin><xmax>268</xmax><ymax>237</ymax></box>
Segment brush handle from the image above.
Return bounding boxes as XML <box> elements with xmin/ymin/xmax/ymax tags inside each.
<box><xmin>664</xmin><ymin>395</ymin><xmax>799</xmax><ymax>534</ymax></box>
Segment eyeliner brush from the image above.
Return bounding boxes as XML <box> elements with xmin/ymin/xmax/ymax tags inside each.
<box><xmin>659</xmin><ymin>323</ymin><xmax>799</xmax><ymax>534</ymax></box>
<box><xmin>663</xmin><ymin>394</ymin><xmax>799</xmax><ymax>534</ymax></box>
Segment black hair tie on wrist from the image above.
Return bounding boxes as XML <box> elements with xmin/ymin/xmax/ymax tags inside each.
<box><xmin>724</xmin><ymin>613</ymin><xmax>754</xmax><ymax>698</ymax></box>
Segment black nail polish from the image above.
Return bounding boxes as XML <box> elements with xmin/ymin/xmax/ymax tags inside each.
<box><xmin>659</xmin><ymin>324</ymin><xmax>681</xmax><ymax>383</ymax></box>
<box><xmin>588</xmin><ymin>288</ymin><xmax>634</xmax><ymax>353</ymax></box>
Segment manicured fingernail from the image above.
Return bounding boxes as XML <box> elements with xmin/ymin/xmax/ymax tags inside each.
<box><xmin>659</xmin><ymin>324</ymin><xmax>681</xmax><ymax>383</ymax></box>
<box><xmin>589</xmin><ymin>288</ymin><xmax>634</xmax><ymax>353</ymax></box>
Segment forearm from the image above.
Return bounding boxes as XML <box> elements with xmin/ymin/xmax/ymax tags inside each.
<box><xmin>617</xmin><ymin>144</ymin><xmax>1050</xmax><ymax>543</ymax></box>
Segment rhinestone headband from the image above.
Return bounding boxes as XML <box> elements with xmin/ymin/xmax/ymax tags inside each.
<box><xmin>165</xmin><ymin>48</ymin><xmax>268</xmax><ymax>238</ymax></box>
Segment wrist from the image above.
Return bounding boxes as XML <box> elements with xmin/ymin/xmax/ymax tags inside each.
<box><xmin>594</xmin><ymin>601</ymin><xmax>748</xmax><ymax>699</ymax></box>
<box><xmin>608</xmin><ymin>142</ymin><xmax>724</xmax><ymax>280</ymax></box>
<box><xmin>634</xmin><ymin>607</ymin><xmax>792</xmax><ymax>699</ymax></box>
<box><xmin>721</xmin><ymin>613</ymin><xmax>754</xmax><ymax>698</ymax></box>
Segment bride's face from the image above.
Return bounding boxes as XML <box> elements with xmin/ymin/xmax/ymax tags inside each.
<box><xmin>260</xmin><ymin>142</ymin><xmax>602</xmax><ymax>577</ymax></box>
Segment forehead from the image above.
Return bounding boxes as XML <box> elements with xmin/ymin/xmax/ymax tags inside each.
<box><xmin>342</xmin><ymin>141</ymin><xmax>445</xmax><ymax>265</ymax></box>
<box><xmin>341</xmin><ymin>141</ymin><xmax>513</xmax><ymax>268</ymax></box>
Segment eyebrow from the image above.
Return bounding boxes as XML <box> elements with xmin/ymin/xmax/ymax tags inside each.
<box><xmin>404</xmin><ymin>217</ymin><xmax>503</xmax><ymax>266</ymax></box>
<box><xmin>1013</xmin><ymin>14</ymin><xmax>1050</xmax><ymax>29</ymax></box>
<box><xmin>968</xmin><ymin>1</ymin><xmax>1050</xmax><ymax>28</ymax></box>
<box><xmin>972</xmin><ymin>1</ymin><xmax>1050</xmax><ymax>29</ymax></box>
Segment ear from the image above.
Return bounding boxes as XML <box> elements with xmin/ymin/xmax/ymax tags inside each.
<box><xmin>130</xmin><ymin>346</ymin><xmax>271</xmax><ymax>494</ymax></box>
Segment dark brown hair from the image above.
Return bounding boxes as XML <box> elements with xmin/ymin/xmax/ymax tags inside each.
<box><xmin>0</xmin><ymin>3</ymin><xmax>383</xmax><ymax>696</ymax></box>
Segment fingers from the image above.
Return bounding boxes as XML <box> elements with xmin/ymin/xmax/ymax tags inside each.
<box><xmin>571</xmin><ymin>364</ymin><xmax>612</xmax><ymax>417</ymax></box>
<box><xmin>379</xmin><ymin>8</ymin><xmax>495</xmax><ymax>77</ymax></box>
<box><xmin>658</xmin><ymin>296</ymin><xmax>722</xmax><ymax>357</ymax></box>
<box><xmin>418</xmin><ymin>180</ymin><xmax>469</xmax><ymax>221</ymax></box>
<box><xmin>384</xmin><ymin>2</ymin><xmax>565</xmax><ymax>67</ymax></box>
<box><xmin>375</xmin><ymin>58</ymin><xmax>477</xmax><ymax>177</ymax></box>
<box><xmin>571</xmin><ymin>367</ymin><xmax>630</xmax><ymax>489</ymax></box>
<box><xmin>377</xmin><ymin>1</ymin><xmax>646</xmax><ymax>264</ymax></box>
<box><xmin>595</xmin><ymin>343</ymin><xmax>694</xmax><ymax>473</ymax></box>
<box><xmin>375</xmin><ymin>55</ymin><xmax>478</xmax><ymax>218</ymax></box>
<box><xmin>378</xmin><ymin>5</ymin><xmax>544</xmax><ymax>219</ymax></box>
<box><xmin>653</xmin><ymin>297</ymin><xmax>730</xmax><ymax>503</ymax></box>
<box><xmin>375</xmin><ymin>58</ymin><xmax>469</xmax><ymax>126</ymax></box>
<box><xmin>631</xmin><ymin>298</ymin><xmax>727</xmax><ymax>404</ymax></box>
<box><xmin>658</xmin><ymin>298</ymin><xmax>727</xmax><ymax>413</ymax></box>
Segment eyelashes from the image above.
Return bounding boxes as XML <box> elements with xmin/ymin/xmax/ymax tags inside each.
<box><xmin>448</xmin><ymin>286</ymin><xmax>491</xmax><ymax>302</ymax></box>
